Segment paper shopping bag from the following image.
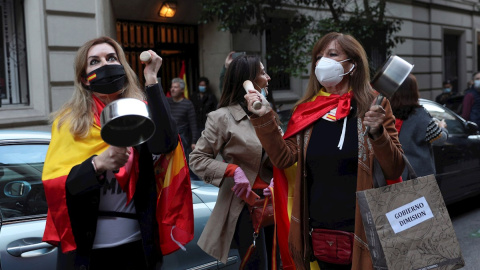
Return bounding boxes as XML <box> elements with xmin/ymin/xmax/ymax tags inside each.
<box><xmin>357</xmin><ymin>158</ymin><xmax>465</xmax><ymax>270</ymax></box>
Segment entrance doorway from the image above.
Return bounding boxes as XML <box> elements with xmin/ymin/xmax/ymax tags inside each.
<box><xmin>116</xmin><ymin>20</ymin><xmax>199</xmax><ymax>95</ymax></box>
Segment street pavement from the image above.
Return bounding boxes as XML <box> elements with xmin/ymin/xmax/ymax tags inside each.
<box><xmin>448</xmin><ymin>195</ymin><xmax>480</xmax><ymax>269</ymax></box>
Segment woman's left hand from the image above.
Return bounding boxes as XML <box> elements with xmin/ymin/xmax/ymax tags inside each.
<box><xmin>142</xmin><ymin>50</ymin><xmax>162</xmax><ymax>85</ymax></box>
<box><xmin>363</xmin><ymin>104</ymin><xmax>386</xmax><ymax>138</ymax></box>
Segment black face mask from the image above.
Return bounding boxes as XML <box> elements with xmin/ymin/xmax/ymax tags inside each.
<box><xmin>85</xmin><ymin>64</ymin><xmax>126</xmax><ymax>94</ymax></box>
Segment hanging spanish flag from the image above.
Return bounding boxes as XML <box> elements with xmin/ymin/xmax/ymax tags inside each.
<box><xmin>179</xmin><ymin>60</ymin><xmax>189</xmax><ymax>99</ymax></box>
<box><xmin>273</xmin><ymin>165</ymin><xmax>296</xmax><ymax>270</ymax></box>
<box><xmin>154</xmin><ymin>137</ymin><xmax>194</xmax><ymax>254</ymax></box>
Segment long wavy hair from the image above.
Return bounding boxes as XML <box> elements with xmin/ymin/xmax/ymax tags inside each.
<box><xmin>390</xmin><ymin>74</ymin><xmax>421</xmax><ymax>120</ymax></box>
<box><xmin>295</xmin><ymin>32</ymin><xmax>375</xmax><ymax>117</ymax></box>
<box><xmin>218</xmin><ymin>55</ymin><xmax>261</xmax><ymax>108</ymax></box>
<box><xmin>52</xmin><ymin>36</ymin><xmax>144</xmax><ymax>138</ymax></box>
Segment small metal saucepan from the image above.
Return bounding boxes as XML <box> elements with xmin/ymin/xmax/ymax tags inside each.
<box><xmin>100</xmin><ymin>98</ymin><xmax>155</xmax><ymax>147</ymax></box>
<box><xmin>364</xmin><ymin>55</ymin><xmax>414</xmax><ymax>135</ymax></box>
<box><xmin>371</xmin><ymin>55</ymin><xmax>414</xmax><ymax>99</ymax></box>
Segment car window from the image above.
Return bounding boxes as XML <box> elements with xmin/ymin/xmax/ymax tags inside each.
<box><xmin>0</xmin><ymin>144</ymin><xmax>49</xmax><ymax>220</ymax></box>
<box><xmin>422</xmin><ymin>103</ymin><xmax>464</xmax><ymax>135</ymax></box>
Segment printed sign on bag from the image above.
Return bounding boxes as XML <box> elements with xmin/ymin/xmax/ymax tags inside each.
<box><xmin>386</xmin><ymin>197</ymin><xmax>434</xmax><ymax>234</ymax></box>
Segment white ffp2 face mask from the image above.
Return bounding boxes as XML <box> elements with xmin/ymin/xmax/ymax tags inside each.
<box><xmin>315</xmin><ymin>57</ymin><xmax>354</xmax><ymax>87</ymax></box>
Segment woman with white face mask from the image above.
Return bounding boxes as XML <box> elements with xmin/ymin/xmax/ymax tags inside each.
<box><xmin>244</xmin><ymin>32</ymin><xmax>405</xmax><ymax>270</ymax></box>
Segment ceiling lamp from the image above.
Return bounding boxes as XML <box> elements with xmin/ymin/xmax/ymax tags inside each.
<box><xmin>159</xmin><ymin>1</ymin><xmax>177</xmax><ymax>18</ymax></box>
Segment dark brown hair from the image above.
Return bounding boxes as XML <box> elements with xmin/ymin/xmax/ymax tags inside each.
<box><xmin>390</xmin><ymin>73</ymin><xmax>421</xmax><ymax>120</ymax></box>
<box><xmin>218</xmin><ymin>55</ymin><xmax>261</xmax><ymax>108</ymax></box>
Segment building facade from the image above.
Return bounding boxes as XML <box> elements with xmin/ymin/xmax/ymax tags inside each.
<box><xmin>1</xmin><ymin>0</ymin><xmax>480</xmax><ymax>130</ymax></box>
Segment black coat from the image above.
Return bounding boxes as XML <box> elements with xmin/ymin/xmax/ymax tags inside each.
<box><xmin>192</xmin><ymin>92</ymin><xmax>218</xmax><ymax>131</ymax></box>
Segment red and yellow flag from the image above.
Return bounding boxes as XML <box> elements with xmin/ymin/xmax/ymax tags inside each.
<box><xmin>179</xmin><ymin>60</ymin><xmax>189</xmax><ymax>99</ymax></box>
<box><xmin>154</xmin><ymin>137</ymin><xmax>194</xmax><ymax>254</ymax></box>
<box><xmin>273</xmin><ymin>165</ymin><xmax>296</xmax><ymax>269</ymax></box>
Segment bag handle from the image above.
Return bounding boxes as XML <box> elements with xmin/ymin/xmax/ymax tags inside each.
<box><xmin>373</xmin><ymin>154</ymin><xmax>417</xmax><ymax>188</ymax></box>
<box><xmin>241</xmin><ymin>198</ymin><xmax>268</xmax><ymax>269</ymax></box>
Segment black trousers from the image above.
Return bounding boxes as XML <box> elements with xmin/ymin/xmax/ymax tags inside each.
<box><xmin>232</xmin><ymin>205</ymin><xmax>279</xmax><ymax>270</ymax></box>
<box><xmin>89</xmin><ymin>240</ymin><xmax>149</xmax><ymax>270</ymax></box>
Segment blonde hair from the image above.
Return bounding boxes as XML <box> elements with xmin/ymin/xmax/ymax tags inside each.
<box><xmin>52</xmin><ymin>36</ymin><xmax>144</xmax><ymax>138</ymax></box>
<box><xmin>295</xmin><ymin>32</ymin><xmax>375</xmax><ymax>117</ymax></box>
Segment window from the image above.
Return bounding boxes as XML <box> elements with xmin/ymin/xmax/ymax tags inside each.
<box><xmin>265</xmin><ymin>17</ymin><xmax>290</xmax><ymax>91</ymax></box>
<box><xmin>422</xmin><ymin>102</ymin><xmax>464</xmax><ymax>135</ymax></box>
<box><xmin>444</xmin><ymin>33</ymin><xmax>459</xmax><ymax>93</ymax></box>
<box><xmin>0</xmin><ymin>0</ymin><xmax>28</xmax><ymax>107</ymax></box>
<box><xmin>0</xmin><ymin>143</ymin><xmax>49</xmax><ymax>220</ymax></box>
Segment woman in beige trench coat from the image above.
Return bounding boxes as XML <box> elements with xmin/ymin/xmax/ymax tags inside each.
<box><xmin>189</xmin><ymin>55</ymin><xmax>277</xmax><ymax>269</ymax></box>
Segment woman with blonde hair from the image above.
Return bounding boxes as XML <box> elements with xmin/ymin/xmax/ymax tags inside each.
<box><xmin>42</xmin><ymin>36</ymin><xmax>188</xmax><ymax>270</ymax></box>
<box><xmin>55</xmin><ymin>36</ymin><xmax>144</xmax><ymax>136</ymax></box>
<box><xmin>245</xmin><ymin>32</ymin><xmax>405</xmax><ymax>270</ymax></box>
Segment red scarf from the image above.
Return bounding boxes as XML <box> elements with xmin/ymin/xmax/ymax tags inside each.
<box><xmin>283</xmin><ymin>91</ymin><xmax>353</xmax><ymax>139</ymax></box>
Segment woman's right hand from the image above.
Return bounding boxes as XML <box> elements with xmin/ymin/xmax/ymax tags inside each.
<box><xmin>244</xmin><ymin>89</ymin><xmax>271</xmax><ymax>116</ymax></box>
<box><xmin>93</xmin><ymin>146</ymin><xmax>131</xmax><ymax>174</ymax></box>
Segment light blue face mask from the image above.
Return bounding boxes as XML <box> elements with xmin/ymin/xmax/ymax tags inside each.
<box><xmin>443</xmin><ymin>88</ymin><xmax>451</xmax><ymax>93</ymax></box>
<box><xmin>198</xmin><ymin>86</ymin><xmax>206</xmax><ymax>93</ymax></box>
<box><xmin>254</xmin><ymin>82</ymin><xmax>268</xmax><ymax>97</ymax></box>
<box><xmin>260</xmin><ymin>88</ymin><xmax>267</xmax><ymax>97</ymax></box>
<box><xmin>474</xmin><ymin>80</ymin><xmax>480</xmax><ymax>89</ymax></box>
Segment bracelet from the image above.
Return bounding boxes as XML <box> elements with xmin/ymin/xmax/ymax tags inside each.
<box><xmin>92</xmin><ymin>157</ymin><xmax>105</xmax><ymax>180</ymax></box>
<box><xmin>92</xmin><ymin>158</ymin><xmax>99</xmax><ymax>173</ymax></box>
<box><xmin>145</xmin><ymin>82</ymin><xmax>158</xmax><ymax>88</ymax></box>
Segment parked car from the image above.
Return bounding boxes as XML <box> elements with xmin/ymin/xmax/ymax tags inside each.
<box><xmin>278</xmin><ymin>98</ymin><xmax>480</xmax><ymax>205</ymax></box>
<box><xmin>419</xmin><ymin>98</ymin><xmax>480</xmax><ymax>204</ymax></box>
<box><xmin>0</xmin><ymin>130</ymin><xmax>239</xmax><ymax>270</ymax></box>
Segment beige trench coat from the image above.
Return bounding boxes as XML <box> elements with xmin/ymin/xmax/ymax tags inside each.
<box><xmin>189</xmin><ymin>104</ymin><xmax>273</xmax><ymax>264</ymax></box>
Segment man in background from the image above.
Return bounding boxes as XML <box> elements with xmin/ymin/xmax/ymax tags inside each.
<box><xmin>462</xmin><ymin>72</ymin><xmax>480</xmax><ymax>128</ymax></box>
<box><xmin>167</xmin><ymin>78</ymin><xmax>199</xmax><ymax>163</ymax></box>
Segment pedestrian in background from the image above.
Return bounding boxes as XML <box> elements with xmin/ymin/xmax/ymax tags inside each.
<box><xmin>192</xmin><ymin>76</ymin><xmax>218</xmax><ymax>132</ymax></box>
<box><xmin>391</xmin><ymin>73</ymin><xmax>448</xmax><ymax>180</ymax></box>
<box><xmin>435</xmin><ymin>80</ymin><xmax>454</xmax><ymax>105</ymax></box>
<box><xmin>168</xmin><ymin>77</ymin><xmax>199</xmax><ymax>159</ymax></box>
<box><xmin>245</xmin><ymin>32</ymin><xmax>404</xmax><ymax>270</ymax></box>
<box><xmin>42</xmin><ymin>36</ymin><xmax>184</xmax><ymax>270</ymax></box>
<box><xmin>190</xmin><ymin>55</ymin><xmax>276</xmax><ymax>269</ymax></box>
<box><xmin>462</xmin><ymin>71</ymin><xmax>480</xmax><ymax>128</ymax></box>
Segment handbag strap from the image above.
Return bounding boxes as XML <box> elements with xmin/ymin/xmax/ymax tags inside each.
<box><xmin>240</xmin><ymin>188</ymin><xmax>277</xmax><ymax>269</ymax></box>
<box><xmin>373</xmin><ymin>154</ymin><xmax>417</xmax><ymax>188</ymax></box>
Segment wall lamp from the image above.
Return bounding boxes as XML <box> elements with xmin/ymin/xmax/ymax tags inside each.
<box><xmin>159</xmin><ymin>1</ymin><xmax>177</xmax><ymax>18</ymax></box>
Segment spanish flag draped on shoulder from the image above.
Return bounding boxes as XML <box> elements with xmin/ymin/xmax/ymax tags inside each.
<box><xmin>275</xmin><ymin>90</ymin><xmax>353</xmax><ymax>270</ymax></box>
<box><xmin>42</xmin><ymin>95</ymin><xmax>193</xmax><ymax>255</ymax></box>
